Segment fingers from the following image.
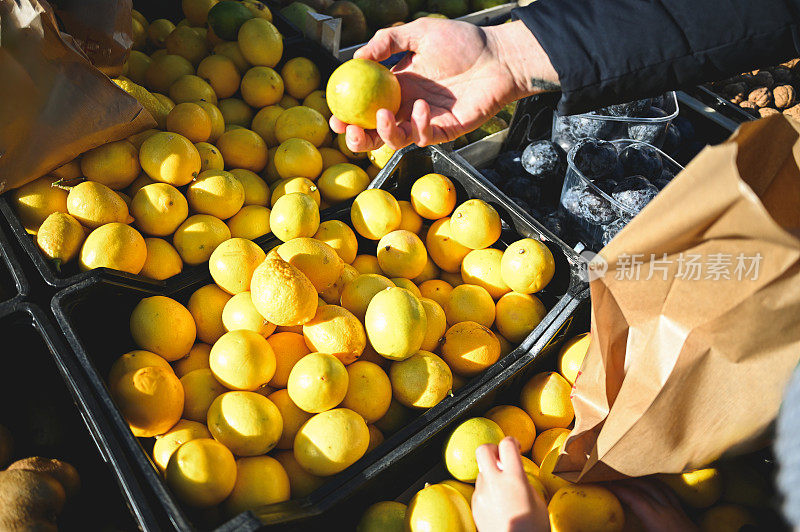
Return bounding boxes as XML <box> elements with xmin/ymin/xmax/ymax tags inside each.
<box><xmin>329</xmin><ymin>116</ymin><xmax>348</xmax><ymax>134</ymax></box>
<box><xmin>355</xmin><ymin>25</ymin><xmax>414</xmax><ymax>62</ymax></box>
<box><xmin>476</xmin><ymin>444</ymin><xmax>501</xmax><ymax>476</ymax></box>
<box><xmin>376</xmin><ymin>109</ymin><xmax>411</xmax><ymax>151</ymax></box>
<box><xmin>410</xmin><ymin>99</ymin><xmax>433</xmax><ymax>147</ymax></box>
<box><xmin>497</xmin><ymin>437</ymin><xmax>524</xmax><ymax>475</ymax></box>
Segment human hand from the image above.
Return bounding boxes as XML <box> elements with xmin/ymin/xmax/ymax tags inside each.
<box><xmin>608</xmin><ymin>478</ymin><xmax>699</xmax><ymax>532</ymax></box>
<box><xmin>472</xmin><ymin>437</ymin><xmax>550</xmax><ymax>532</ymax></box>
<box><xmin>330</xmin><ymin>18</ymin><xmax>558</xmax><ymax>153</ymax></box>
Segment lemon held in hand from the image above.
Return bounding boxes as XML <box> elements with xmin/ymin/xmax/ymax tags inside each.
<box><xmin>326</xmin><ymin>59</ymin><xmax>401</xmax><ymax>130</ymax></box>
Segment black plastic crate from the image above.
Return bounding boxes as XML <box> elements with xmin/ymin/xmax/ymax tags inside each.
<box><xmin>0</xmin><ymin>221</ymin><xmax>28</xmax><ymax>315</ymax></box>
<box><xmin>0</xmin><ymin>302</ymin><xmax>159</xmax><ymax>530</ymax></box>
<box><xmin>51</xmin><ymin>145</ymin><xmax>586</xmax><ymax>530</ymax></box>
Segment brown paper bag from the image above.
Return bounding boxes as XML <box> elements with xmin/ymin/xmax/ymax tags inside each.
<box><xmin>556</xmin><ymin>114</ymin><xmax>800</xmax><ymax>482</ymax></box>
<box><xmin>0</xmin><ymin>0</ymin><xmax>154</xmax><ymax>193</ymax></box>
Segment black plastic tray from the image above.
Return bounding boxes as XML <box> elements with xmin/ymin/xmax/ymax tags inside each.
<box><xmin>51</xmin><ymin>144</ymin><xmax>586</xmax><ymax>531</ymax></box>
<box><xmin>0</xmin><ymin>220</ymin><xmax>29</xmax><ymax>316</ymax></box>
<box><xmin>0</xmin><ymin>302</ymin><xmax>160</xmax><ymax>530</ymax></box>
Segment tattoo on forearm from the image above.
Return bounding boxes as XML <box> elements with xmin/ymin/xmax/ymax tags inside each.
<box><xmin>530</xmin><ymin>77</ymin><xmax>560</xmax><ymax>92</ymax></box>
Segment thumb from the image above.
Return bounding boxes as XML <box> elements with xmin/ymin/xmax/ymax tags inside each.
<box><xmin>355</xmin><ymin>24</ymin><xmax>415</xmax><ymax>62</ymax></box>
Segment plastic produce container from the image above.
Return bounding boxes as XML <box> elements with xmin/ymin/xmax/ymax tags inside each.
<box><xmin>552</xmin><ymin>92</ymin><xmax>679</xmax><ymax>151</ymax></box>
<box><xmin>0</xmin><ymin>302</ymin><xmax>159</xmax><ymax>530</ymax></box>
<box><xmin>52</xmin><ymin>144</ymin><xmax>586</xmax><ymax>531</ymax></box>
<box><xmin>558</xmin><ymin>139</ymin><xmax>683</xmax><ymax>251</ymax></box>
<box><xmin>0</xmin><ymin>221</ymin><xmax>28</xmax><ymax>314</ymax></box>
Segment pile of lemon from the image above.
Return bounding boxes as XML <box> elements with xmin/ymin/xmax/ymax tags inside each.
<box><xmin>104</xmin><ymin>171</ymin><xmax>556</xmax><ymax>515</ymax></box>
<box><xmin>10</xmin><ymin>0</ymin><xmax>385</xmax><ymax>280</ymax></box>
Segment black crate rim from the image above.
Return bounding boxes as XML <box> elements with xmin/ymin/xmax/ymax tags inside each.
<box><xmin>0</xmin><ymin>219</ymin><xmax>29</xmax><ymax>318</ymax></box>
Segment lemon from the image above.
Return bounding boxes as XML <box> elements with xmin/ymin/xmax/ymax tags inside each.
<box><xmin>148</xmin><ymin>19</ymin><xmax>176</xmax><ymax>48</ymax></box>
<box><xmin>140</xmin><ymin>132</ymin><xmax>202</xmax><ymax>186</ymax></box>
<box><xmin>208</xmin><ymin>237</ymin><xmax>266</xmax><ymax>295</ymax></box>
<box><xmin>358</xmin><ymin>501</ymin><xmax>407</xmax><ymax>532</ymax></box>
<box><xmin>210</xmin><ymin>330</ymin><xmax>277</xmax><ymax>390</ymax></box>
<box><xmin>418</xmin><ymin>279</ymin><xmax>452</xmax><ymax>308</ymax></box>
<box><xmin>367</xmin><ymin>144</ymin><xmax>395</xmax><ymax>170</ymax></box>
<box><xmin>251</xmin><ymin>257</ymin><xmax>318</xmax><ymax>326</ymax></box>
<box><xmin>412</xmin><ymin>256</ymin><xmax>439</xmax><ymax>285</ymax></box>
<box><xmin>425</xmin><ymin>217</ymin><xmax>471</xmax><ymax>273</ymax></box>
<box><xmin>144</xmin><ymin>54</ymin><xmax>193</xmax><ymax>94</ymax></box>
<box><xmin>440</xmin><ymin>321</ymin><xmax>501</xmax><ymax>377</ymax></box>
<box><xmin>127</xmin><ymin>172</ymin><xmax>157</xmax><ymax>197</ymax></box>
<box><xmin>274</xmin><ymin>450</ymin><xmax>324</xmax><ymax>498</ymax></box>
<box><xmin>227</xmin><ymin>205</ymin><xmax>271</xmax><ymax>240</ymax></box>
<box><xmin>196</xmin><ymin>102</ymin><xmax>225</xmax><ymax>142</ymax></box>
<box><xmin>495</xmin><ymin>292</ymin><xmax>547</xmax><ymax>343</ymax></box>
<box><xmin>352</xmin><ymin>255</ymin><xmax>383</xmax><ymax>275</ymax></box>
<box><xmin>326</xmin><ymin>59</ymin><xmax>401</xmax><ymax>130</ymax></box>
<box><xmin>271</xmin><ymin>177</ymin><xmax>320</xmax><ymax>206</ymax></box>
<box><xmin>548</xmin><ymin>485</ymin><xmax>625</xmax><ymax>532</ymax></box>
<box><xmin>213</xmin><ymin>41</ymin><xmax>249</xmax><ymax>73</ymax></box>
<box><xmin>303</xmin><ymin>90</ymin><xmax>331</xmax><ymax>120</ymax></box>
<box><xmin>269</xmin><ymin>192</ymin><xmax>320</xmax><ymax>242</ymax></box>
<box><xmin>351</xmin><ymin>189</ymin><xmax>401</xmax><ymax>240</ymax></box>
<box><xmin>219</xmin><ymin>98</ymin><xmax>254</xmax><ymax>127</ymax></box>
<box><xmin>131</xmin><ymin>183</ymin><xmax>189</xmax><ymax>236</ymax></box>
<box><xmin>251</xmin><ymin>105</ymin><xmax>285</xmax><ymax>146</ymax></box>
<box><xmin>390</xmin><ymin>277</ymin><xmax>421</xmax><ymax>297</ymax></box>
<box><xmin>273</xmin><ymin>238</ymin><xmax>340</xmax><ymax>293</ymax></box>
<box><xmin>80</xmin><ymin>140</ymin><xmax>141</xmax><ymax>190</ymax></box>
<box><xmin>153</xmin><ymin>92</ymin><xmax>176</xmax><ymax>111</ymax></box>
<box><xmin>51</xmin><ymin>158</ymin><xmax>82</xmax><ymax>180</ymax></box>
<box><xmin>130</xmin><ymin>296</ymin><xmax>196</xmax><ymax>362</ymax></box>
<box><xmin>220</xmin><ymin>131</ymin><xmax>271</xmax><ymax>175</ymax></box>
<box><xmin>700</xmin><ymin>505</ymin><xmax>755</xmax><ymax>532</ymax></box>
<box><xmin>339</xmin><ymin>274</ymin><xmax>394</xmax><ymax>320</ymax></box>
<box><xmin>660</xmin><ymin>469</ymin><xmax>722</xmax><ymax>508</ymax></box>
<box><xmin>319</xmin><ymin>147</ymin><xmax>348</xmax><ymax>169</ymax></box>
<box><xmin>374</xmin><ymin>398</ymin><xmax>412</xmax><ymax>435</ymax></box>
<box><xmin>313</xmin><ymin>220</ymin><xmax>358</xmax><ymax>264</ymax></box>
<box><xmin>36</xmin><ymin>213</ymin><xmax>84</xmax><ymax>268</ymax></box>
<box><xmin>460</xmin><ymin>248</ymin><xmax>509</xmax><ymax>300</ymax></box>
<box><xmin>410</xmin><ymin>173</ymin><xmax>457</xmax><ymax>219</ymax></box>
<box><xmin>165</xmin><ymin>25</ymin><xmax>208</xmax><ymax>65</ymax></box>
<box><xmin>444</xmin><ymin>284</ymin><xmax>495</xmax><ymax>328</ymax></box>
<box><xmin>196</xmin><ymin>54</ymin><xmax>240</xmax><ymax>99</ymax></box>
<box><xmin>131</xmin><ymin>19</ymin><xmax>148</xmax><ymax>51</ymax></box>
<box><xmin>237</xmin><ymin>18</ymin><xmax>282</xmax><ymax>66</ymax></box>
<box><xmin>396</xmin><ymin>200</ymin><xmax>423</xmax><ymax>234</ymax></box>
<box><xmin>389</xmin><ymin>351</ymin><xmax>452</xmax><ymax>409</ymax></box>
<box><xmin>364</xmin><ymin>424</ymin><xmax>383</xmax><ymax>454</ymax></box>
<box><xmin>226</xmin><ymin>169</ymin><xmax>267</xmax><ymax>206</ymax></box>
<box><xmin>150</xmin><ymin>49</ymin><xmax>169</xmax><ymax>61</ymax></box>
<box><xmin>366</xmin><ymin>164</ymin><xmax>381</xmax><ymax>179</ymax></box>
<box><xmin>520</xmin><ymin>371</ymin><xmax>574</xmax><ymax>431</ymax></box>
<box><xmin>167</xmin><ymin>103</ymin><xmax>212</xmax><ymax>144</ymax></box>
<box><xmin>317</xmin><ymin>163</ymin><xmax>370</xmax><ymax>204</ymax></box>
<box><xmin>152</xmin><ymin>419</ymin><xmax>211</xmax><ymax>472</ymax></box>
<box><xmin>444</xmin><ymin>417</ymin><xmax>504</xmax><ymax>482</ymax></box>
<box><xmin>336</xmin><ymin>133</ymin><xmax>367</xmax><ymax>159</ymax></box>
<box><xmin>241</xmin><ymin>0</ymin><xmax>272</xmax><ymax>21</ymax></box>
<box><xmin>532</xmin><ymin>428</ymin><xmax>570</xmax><ymax>466</ymax></box>
<box><xmin>108</xmin><ymin>350</ymin><xmax>174</xmax><ymax>388</ymax></box>
<box><xmin>418</xmin><ymin>298</ymin><xmax>447</xmax><ymax>352</ymax></box>
<box><xmin>486</xmin><ymin>405</ymin><xmax>536</xmax><ymax>454</ymax></box>
<box><xmin>173</xmin><ymin>343</ymin><xmax>212</xmax><ymax>378</ymax></box>
<box><xmin>501</xmin><ymin>238</ymin><xmax>556</xmax><ymax>294</ymax></box>
<box><xmin>172</xmin><ymin>214</ymin><xmax>231</xmax><ymax>265</ymax></box>
<box><xmin>240</xmin><ymin>66</ymin><xmax>284</xmax><ymax>107</ymax></box>
<box><xmin>180</xmin><ymin>368</ymin><xmax>227</xmax><ymax>422</ymax></box>
<box><xmin>375</xmin><ymin>229</ymin><xmax>427</xmax><ymax>279</ymax></box>
<box><xmin>520</xmin><ymin>457</ymin><xmax>547</xmax><ymax>500</ymax></box>
<box><xmin>274</xmin><ymin>138</ymin><xmax>323</xmax><ymax>180</ymax></box>
<box><xmin>440</xmin><ymin>270</ymin><xmax>463</xmax><ymax>288</ymax></box>
<box><xmin>449</xmin><ymin>199</ymin><xmax>501</xmax><ymax>250</ymax></box>
<box><xmin>165</xmin><ymin>438</ymin><xmax>237</xmax><ymax>508</ymax></box>
<box><xmin>273</xmin><ymin>106</ymin><xmax>327</xmax><ymax>147</ymax></box>
<box><xmin>183</xmin><ymin>0</ymin><xmax>218</xmax><ymax>25</ymax></box>
<box><xmin>206</xmin><ymin>391</ymin><xmax>282</xmax><ymax>455</ymax></box>
<box><xmin>79</xmin><ymin>223</ymin><xmax>147</xmax><ymax>274</ymax></box>
<box><xmin>406</xmin><ymin>484</ymin><xmax>475</xmax><ymax>532</ymax></box>
<box><xmin>319</xmin><ymin>265</ymin><xmax>358</xmax><ymax>305</ymax></box>
<box><xmin>287</xmin><ymin>352</ymin><xmax>348</xmax><ymax>412</ymax></box>
<box><xmin>268</xmin><ymin>388</ymin><xmax>313</xmax><ymax>450</ymax></box>
<box><xmin>294</xmin><ymin>408</ymin><xmax>369</xmax><ymax>476</ymax></box>
<box><xmin>187</xmin><ymin>284</ymin><xmax>231</xmax><ymax>344</ymax></box>
<box><xmin>264</xmin><ymin>332</ymin><xmax>308</xmax><ymax>387</ymax></box>
<box><xmin>169</xmin><ymin>74</ymin><xmax>219</xmax><ymax>106</ymax></box>
<box><xmin>224</xmin><ymin>455</ymin><xmax>289</xmax><ymax>516</ymax></box>
<box><xmin>221</xmin><ymin>292</ymin><xmax>274</xmax><ymax>338</ymax></box>
<box><xmin>187</xmin><ymin>170</ymin><xmax>245</xmax><ymax>220</ymax></box>
<box><xmin>276</xmin><ymin>57</ymin><xmax>319</xmax><ymax>100</ymax></box>
<box><xmin>439</xmin><ymin>481</ymin><xmax>475</xmax><ymax>509</ymax></box>
<box><xmin>341</xmin><ymin>361</ymin><xmax>392</xmax><ymax>422</ymax></box>
<box><xmin>195</xmin><ymin>142</ymin><xmax>225</xmax><ymax>171</ymax></box>
<box><xmin>110</xmin><ymin>366</ymin><xmax>184</xmax><ymax>438</ymax></box>
<box><xmin>140</xmin><ymin>238</ymin><xmax>183</xmax><ymax>280</ymax></box>
<box><xmin>65</xmin><ymin>181</ymin><xmax>131</xmax><ymax>229</ymax></box>
<box><xmin>279</xmin><ymin>94</ymin><xmax>300</xmax><ymax>108</ymax></box>
<box><xmin>365</xmin><ymin>287</ymin><xmax>427</xmax><ymax>361</ymax></box>
<box><xmin>11</xmin><ymin>176</ymin><xmax>69</xmax><ymax>234</ymax></box>
<box><xmin>539</xmin><ymin>445</ymin><xmax>573</xmax><ymax>498</ymax></box>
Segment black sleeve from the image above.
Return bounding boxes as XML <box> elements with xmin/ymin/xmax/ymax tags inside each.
<box><xmin>513</xmin><ymin>0</ymin><xmax>800</xmax><ymax>115</ymax></box>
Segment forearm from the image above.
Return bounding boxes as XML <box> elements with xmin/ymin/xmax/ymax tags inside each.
<box><xmin>514</xmin><ymin>0</ymin><xmax>800</xmax><ymax>114</ymax></box>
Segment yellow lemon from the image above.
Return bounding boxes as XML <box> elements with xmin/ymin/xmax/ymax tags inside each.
<box><xmin>207</xmin><ymin>391</ymin><xmax>282</xmax><ymax>455</ymax></box>
<box><xmin>227</xmin><ymin>205</ymin><xmax>271</xmax><ymax>240</ymax></box>
<box><xmin>406</xmin><ymin>484</ymin><xmax>475</xmax><ymax>532</ymax></box>
<box><xmin>271</xmin><ymin>177</ymin><xmax>320</xmax><ymax>206</ymax></box>
<box><xmin>376</xmin><ymin>230</ymin><xmax>427</xmax><ymax>279</ymax></box>
<box><xmin>366</xmin><ymin>424</ymin><xmax>384</xmax><ymax>454</ymax></box>
<box><xmin>520</xmin><ymin>372</ymin><xmax>574</xmax><ymax>431</ymax></box>
<box><xmin>241</xmin><ymin>0</ymin><xmax>272</xmax><ymax>21</ymax></box>
<box><xmin>700</xmin><ymin>505</ymin><xmax>756</xmax><ymax>532</ymax></box>
<box><xmin>127</xmin><ymin>130</ymin><xmax>160</xmax><ymax>151</ymax></box>
<box><xmin>418</xmin><ymin>279</ymin><xmax>453</xmax><ymax>309</ymax></box>
<box><xmin>410</xmin><ymin>173</ymin><xmax>457</xmax><ymax>220</ymax></box>
<box><xmin>251</xmin><ymin>105</ymin><xmax>285</xmax><ymax>147</ymax></box>
<box><xmin>520</xmin><ymin>456</ymin><xmax>546</xmax><ymax>500</ymax></box>
<box><xmin>131</xmin><ymin>19</ymin><xmax>148</xmax><ymax>52</ymax></box>
<box><xmin>317</xmin><ymin>163</ymin><xmax>370</xmax><ymax>204</ymax></box>
<box><xmin>270</xmin><ymin>192</ymin><xmax>320</xmax><ymax>242</ymax></box>
<box><xmin>153</xmin><ymin>92</ymin><xmax>176</xmax><ymax>111</ymax></box>
<box><xmin>144</xmin><ymin>53</ymin><xmax>193</xmax><ymax>93</ymax></box>
<box><xmin>265</xmin><ymin>332</ymin><xmax>308</xmax><ymax>388</ymax></box>
<box><xmin>165</xmin><ymin>438</ymin><xmax>237</xmax><ymax>508</ymax></box>
<box><xmin>425</xmin><ymin>217</ymin><xmax>471</xmax><ymax>273</ymax></box>
<box><xmin>659</xmin><ymin>469</ymin><xmax>723</xmax><ymax>509</ymax></box>
<box><xmin>460</xmin><ymin>248</ymin><xmax>509</xmax><ymax>300</ymax></box>
<box><xmin>127</xmin><ymin>172</ymin><xmax>157</xmax><ymax>197</ymax></box>
<box><xmin>340</xmin><ymin>273</ymin><xmax>395</xmax><ymax>321</ymax></box>
<box><xmin>131</xmin><ymin>183</ymin><xmax>189</xmax><ymax>236</ymax></box>
<box><xmin>279</xmin><ymin>94</ymin><xmax>300</xmax><ymax>109</ymax></box>
<box><xmin>326</xmin><ymin>59</ymin><xmax>401</xmax><ymax>130</ymax></box>
<box><xmin>11</xmin><ymin>176</ymin><xmax>68</xmax><ymax>233</ymax></box>
<box><xmin>110</xmin><ymin>366</ymin><xmax>184</xmax><ymax>437</ymax></box>
<box><xmin>486</xmin><ymin>405</ymin><xmax>536</xmax><ymax>454</ymax></box>
<box><xmin>365</xmin><ymin>287</ymin><xmax>427</xmax><ymax>361</ymax></box>
<box><xmin>319</xmin><ymin>147</ymin><xmax>348</xmax><ymax>170</ymax></box>
<box><xmin>217</xmin><ymin>128</ymin><xmax>268</xmax><ymax>172</ymax></box>
<box><xmin>188</xmin><ymin>283</ymin><xmax>231</xmax><ymax>344</ymax></box>
<box><xmin>352</xmin><ymin>254</ymin><xmax>383</xmax><ymax>275</ymax></box>
<box><xmin>195</xmin><ymin>142</ymin><xmax>225</xmax><ymax>171</ymax></box>
<box><xmin>337</xmin><ymin>133</ymin><xmax>367</xmax><ymax>159</ymax></box>
<box><xmin>548</xmin><ymin>485</ymin><xmax>625</xmax><ymax>532</ymax></box>
<box><xmin>66</xmin><ymin>181</ymin><xmax>132</xmax><ymax>229</ymax></box>
<box><xmin>366</xmin><ymin>164</ymin><xmax>381</xmax><ymax>179</ymax></box>
<box><xmin>172</xmin><ymin>343</ymin><xmax>212</xmax><ymax>378</ymax></box>
<box><xmin>108</xmin><ymin>350</ymin><xmax>174</xmax><ymax>389</ymax></box>
<box><xmin>500</xmin><ymin>238</ymin><xmax>556</xmax><ymax>294</ymax></box>
<box><xmin>210</xmin><ymin>329</ymin><xmax>277</xmax><ymax>390</ymax></box>
<box><xmin>152</xmin><ymin>419</ymin><xmax>211</xmax><ymax>472</ymax></box>
<box><xmin>79</xmin><ymin>223</ymin><xmax>147</xmax><ymax>274</ymax></box>
<box><xmin>389</xmin><ymin>351</ymin><xmax>452</xmax><ymax>409</ymax></box>
<box><xmin>148</xmin><ymin>19</ymin><xmax>176</xmax><ymax>48</ymax></box>
<box><xmin>418</xmin><ymin>297</ymin><xmax>447</xmax><ymax>352</ymax></box>
<box><xmin>165</xmin><ymin>25</ymin><xmax>208</xmax><ymax>65</ymax></box>
<box><xmin>180</xmin><ymin>368</ymin><xmax>227</xmax><ymax>422</ymax></box>
<box><xmin>319</xmin><ymin>263</ymin><xmax>358</xmax><ymax>304</ymax></box>
<box><xmin>374</xmin><ymin>398</ymin><xmax>412</xmax><ymax>435</ymax></box>
<box><xmin>240</xmin><ymin>66</ymin><xmax>284</xmax><ymax>107</ymax></box>
<box><xmin>213</xmin><ymin>41</ymin><xmax>249</xmax><ymax>73</ymax></box>
<box><xmin>495</xmin><ymin>292</ymin><xmax>547</xmax><ymax>343</ymax></box>
<box><xmin>222</xmin><ymin>291</ymin><xmax>275</xmax><ymax>337</ymax></box>
<box><xmin>412</xmin><ymin>256</ymin><xmax>439</xmax><ymax>285</ymax></box>
<box><xmin>80</xmin><ymin>140</ymin><xmax>141</xmax><ymax>189</ymax></box>
<box><xmin>391</xmin><ymin>278</ymin><xmax>421</xmax><ymax>297</ymax></box>
<box><xmin>287</xmin><ymin>352</ymin><xmax>348</xmax><ymax>413</ymax></box>
<box><xmin>532</xmin><ymin>428</ymin><xmax>571</xmax><ymax>466</ymax></box>
<box><xmin>444</xmin><ymin>417</ymin><xmax>504</xmax><ymax>482</ymax></box>
<box><xmin>196</xmin><ymin>101</ymin><xmax>226</xmax><ymax>142</ymax></box>
<box><xmin>449</xmin><ymin>199</ymin><xmax>501</xmax><ymax>250</ymax></box>
<box><xmin>351</xmin><ymin>189</ymin><xmax>401</xmax><ymax>240</ymax></box>
<box><xmin>359</xmin><ymin>501</ymin><xmax>407</xmax><ymax>532</ymax></box>
<box><xmin>183</xmin><ymin>0</ymin><xmax>218</xmax><ymax>25</ymax></box>
<box><xmin>444</xmin><ymin>284</ymin><xmax>495</xmax><ymax>327</ymax></box>
<box><xmin>219</xmin><ymin>98</ymin><xmax>253</xmax><ymax>127</ymax></box>
<box><xmin>274</xmin><ymin>138</ymin><xmax>323</xmax><ymax>180</ymax></box>
<box><xmin>281</xmin><ymin>57</ymin><xmax>321</xmax><ymax>100</ymax></box>
<box><xmin>277</xmin><ymin>237</ymin><xmax>343</xmax><ymax>292</ymax></box>
<box><xmin>36</xmin><ymin>212</ymin><xmax>85</xmax><ymax>268</ymax></box>
<box><xmin>293</xmin><ymin>408</ymin><xmax>369</xmax><ymax>476</ymax></box>
<box><xmin>237</xmin><ymin>18</ymin><xmax>283</xmax><ymax>67</ymax></box>
<box><xmin>274</xmin><ymin>105</ymin><xmax>327</xmax><ymax>147</ymax></box>
<box><xmin>274</xmin><ymin>450</ymin><xmax>324</xmax><ymax>498</ymax></box>
<box><xmin>130</xmin><ymin>296</ymin><xmax>197</xmax><ymax>361</ymax></box>
<box><xmin>341</xmin><ymin>361</ymin><xmax>392</xmax><ymax>422</ymax></box>
<box><xmin>196</xmin><ymin>54</ymin><xmax>240</xmax><ymax>99</ymax></box>
<box><xmin>268</xmin><ymin>388</ymin><xmax>313</xmax><ymax>450</ymax></box>
<box><xmin>208</xmin><ymin>237</ymin><xmax>266</xmax><ymax>294</ymax></box>
<box><xmin>224</xmin><ymin>455</ymin><xmax>290</xmax><ymax>516</ymax></box>
<box><xmin>440</xmin><ymin>321</ymin><xmax>501</xmax><ymax>377</ymax></box>
<box><xmin>397</xmin><ymin>200</ymin><xmax>423</xmax><ymax>234</ymax></box>
<box><xmin>169</xmin><ymin>74</ymin><xmax>218</xmax><ymax>105</ymax></box>
<box><xmin>229</xmin><ymin>168</ymin><xmax>270</xmax><ymax>206</ymax></box>
<box><xmin>439</xmin><ymin>480</ymin><xmax>475</xmax><ymax>509</ymax></box>
<box><xmin>251</xmin><ymin>257</ymin><xmax>318</xmax><ymax>326</ymax></box>
<box><xmin>440</xmin><ymin>270</ymin><xmax>463</xmax><ymax>288</ymax></box>
<box><xmin>140</xmin><ymin>132</ymin><xmax>202</xmax><ymax>186</ymax></box>
<box><xmin>173</xmin><ymin>214</ymin><xmax>232</xmax><ymax>265</ymax></box>
<box><xmin>303</xmin><ymin>90</ymin><xmax>331</xmax><ymax>120</ymax></box>
<box><xmin>367</xmin><ymin>143</ymin><xmax>395</xmax><ymax>169</ymax></box>
<box><xmin>314</xmin><ymin>220</ymin><xmax>358</xmax><ymax>264</ymax></box>
<box><xmin>167</xmin><ymin>103</ymin><xmax>212</xmax><ymax>143</ymax></box>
